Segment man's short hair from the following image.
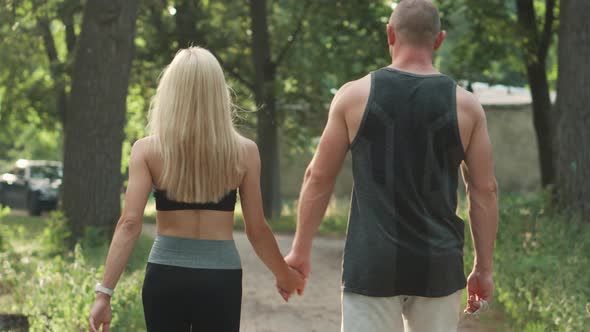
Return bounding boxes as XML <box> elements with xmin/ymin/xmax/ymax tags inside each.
<box><xmin>390</xmin><ymin>0</ymin><xmax>441</xmax><ymax>46</ymax></box>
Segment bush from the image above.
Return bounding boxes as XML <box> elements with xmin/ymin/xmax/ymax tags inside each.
<box><xmin>38</xmin><ymin>212</ymin><xmax>71</xmax><ymax>256</ymax></box>
<box><xmin>492</xmin><ymin>193</ymin><xmax>590</xmax><ymax>331</ymax></box>
<box><xmin>7</xmin><ymin>245</ymin><xmax>145</xmax><ymax>331</ymax></box>
<box><xmin>0</xmin><ymin>215</ymin><xmax>147</xmax><ymax>331</ymax></box>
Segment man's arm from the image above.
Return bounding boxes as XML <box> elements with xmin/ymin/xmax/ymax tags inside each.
<box><xmin>461</xmin><ymin>95</ymin><xmax>499</xmax><ymax>312</ymax></box>
<box><xmin>286</xmin><ymin>85</ymin><xmax>352</xmax><ymax>278</ymax></box>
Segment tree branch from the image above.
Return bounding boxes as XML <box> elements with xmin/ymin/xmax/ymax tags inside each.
<box><xmin>274</xmin><ymin>0</ymin><xmax>312</xmax><ymax>67</ymax></box>
<box><xmin>38</xmin><ymin>18</ymin><xmax>60</xmax><ymax>70</ymax></box>
<box><xmin>516</xmin><ymin>0</ymin><xmax>540</xmax><ymax>65</ymax></box>
<box><xmin>171</xmin><ymin>1</ymin><xmax>255</xmax><ymax>91</ymax></box>
<box><xmin>64</xmin><ymin>17</ymin><xmax>77</xmax><ymax>54</ymax></box>
<box><xmin>58</xmin><ymin>0</ymin><xmax>81</xmax><ymax>55</ymax></box>
<box><xmin>212</xmin><ymin>50</ymin><xmax>255</xmax><ymax>92</ymax></box>
<box><xmin>538</xmin><ymin>0</ymin><xmax>556</xmax><ymax>60</ymax></box>
<box><xmin>37</xmin><ymin>17</ymin><xmax>68</xmax><ymax>124</ymax></box>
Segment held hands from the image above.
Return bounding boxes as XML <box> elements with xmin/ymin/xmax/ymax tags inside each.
<box><xmin>284</xmin><ymin>251</ymin><xmax>311</xmax><ymax>281</ymax></box>
<box><xmin>275</xmin><ymin>251</ymin><xmax>311</xmax><ymax>301</ymax></box>
<box><xmin>276</xmin><ymin>266</ymin><xmax>306</xmax><ymax>302</ymax></box>
<box><xmin>89</xmin><ymin>293</ymin><xmax>112</xmax><ymax>332</ymax></box>
<box><xmin>465</xmin><ymin>268</ymin><xmax>494</xmax><ymax>315</ymax></box>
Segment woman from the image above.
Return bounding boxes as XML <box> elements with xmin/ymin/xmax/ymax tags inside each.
<box><xmin>89</xmin><ymin>47</ymin><xmax>304</xmax><ymax>332</ymax></box>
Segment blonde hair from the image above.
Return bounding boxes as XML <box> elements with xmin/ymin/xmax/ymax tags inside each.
<box><xmin>147</xmin><ymin>47</ymin><xmax>244</xmax><ymax>203</ymax></box>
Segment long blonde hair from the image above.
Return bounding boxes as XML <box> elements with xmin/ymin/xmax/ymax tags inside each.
<box><xmin>147</xmin><ymin>47</ymin><xmax>244</xmax><ymax>203</ymax></box>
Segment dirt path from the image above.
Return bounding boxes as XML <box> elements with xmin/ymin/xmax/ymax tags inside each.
<box><xmin>142</xmin><ymin>224</ymin><xmax>494</xmax><ymax>332</ymax></box>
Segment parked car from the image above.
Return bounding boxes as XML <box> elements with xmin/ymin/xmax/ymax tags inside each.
<box><xmin>0</xmin><ymin>159</ymin><xmax>62</xmax><ymax>216</ymax></box>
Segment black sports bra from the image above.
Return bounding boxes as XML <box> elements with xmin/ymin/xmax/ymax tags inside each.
<box><xmin>154</xmin><ymin>189</ymin><xmax>237</xmax><ymax>211</ymax></box>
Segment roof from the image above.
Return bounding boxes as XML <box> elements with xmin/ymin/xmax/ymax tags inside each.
<box><xmin>471</xmin><ymin>82</ymin><xmax>556</xmax><ymax>107</ymax></box>
<box><xmin>16</xmin><ymin>159</ymin><xmax>63</xmax><ymax>168</ymax></box>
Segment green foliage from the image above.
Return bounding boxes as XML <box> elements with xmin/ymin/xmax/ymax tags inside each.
<box><xmin>493</xmin><ymin>193</ymin><xmax>590</xmax><ymax>331</ymax></box>
<box><xmin>6</xmin><ymin>245</ymin><xmax>145</xmax><ymax>331</ymax></box>
<box><xmin>0</xmin><ymin>0</ymin><xmax>77</xmax><ymax>161</ymax></box>
<box><xmin>0</xmin><ymin>214</ymin><xmax>148</xmax><ymax>330</ymax></box>
<box><xmin>38</xmin><ymin>211</ymin><xmax>71</xmax><ymax>255</ymax></box>
<box><xmin>1</xmin><ymin>0</ymin><xmax>558</xmax><ymax>170</ymax></box>
<box><xmin>436</xmin><ymin>0</ymin><xmax>558</xmax><ymax>88</ymax></box>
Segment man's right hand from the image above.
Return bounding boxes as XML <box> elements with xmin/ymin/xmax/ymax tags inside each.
<box><xmin>465</xmin><ymin>269</ymin><xmax>494</xmax><ymax>314</ymax></box>
<box><xmin>284</xmin><ymin>251</ymin><xmax>311</xmax><ymax>295</ymax></box>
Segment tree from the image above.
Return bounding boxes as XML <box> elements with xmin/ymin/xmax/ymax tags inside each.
<box><xmin>555</xmin><ymin>0</ymin><xmax>590</xmax><ymax>221</ymax></box>
<box><xmin>515</xmin><ymin>0</ymin><xmax>557</xmax><ymax>187</ymax></box>
<box><xmin>62</xmin><ymin>0</ymin><xmax>139</xmax><ymax>237</ymax></box>
<box><xmin>248</xmin><ymin>0</ymin><xmax>295</xmax><ymax>219</ymax></box>
<box><xmin>0</xmin><ymin>0</ymin><xmax>82</xmax><ymax>161</ymax></box>
<box><xmin>436</xmin><ymin>1</ymin><xmax>527</xmax><ymax>87</ymax></box>
<box><xmin>439</xmin><ymin>0</ymin><xmax>558</xmax><ymax>187</ymax></box>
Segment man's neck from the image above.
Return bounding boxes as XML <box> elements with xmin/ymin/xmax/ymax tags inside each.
<box><xmin>390</xmin><ymin>47</ymin><xmax>438</xmax><ymax>75</ymax></box>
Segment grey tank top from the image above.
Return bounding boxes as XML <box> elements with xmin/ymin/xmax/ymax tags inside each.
<box><xmin>342</xmin><ymin>67</ymin><xmax>466</xmax><ymax>297</ymax></box>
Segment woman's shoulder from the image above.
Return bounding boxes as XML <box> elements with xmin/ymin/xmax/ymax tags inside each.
<box><xmin>235</xmin><ymin>135</ymin><xmax>260</xmax><ymax>171</ymax></box>
<box><xmin>132</xmin><ymin>136</ymin><xmax>155</xmax><ymax>151</ymax></box>
<box><xmin>129</xmin><ymin>136</ymin><xmax>158</xmax><ymax>161</ymax></box>
<box><xmin>236</xmin><ymin>134</ymin><xmax>258</xmax><ymax>154</ymax></box>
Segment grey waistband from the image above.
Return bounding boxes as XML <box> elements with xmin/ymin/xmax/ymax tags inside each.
<box><xmin>148</xmin><ymin>234</ymin><xmax>241</xmax><ymax>270</ymax></box>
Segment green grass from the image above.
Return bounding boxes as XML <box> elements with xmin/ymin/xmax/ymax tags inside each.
<box><xmin>0</xmin><ymin>210</ymin><xmax>153</xmax><ymax>328</ymax></box>
<box><xmin>1</xmin><ymin>213</ymin><xmax>153</xmax><ymax>272</ymax></box>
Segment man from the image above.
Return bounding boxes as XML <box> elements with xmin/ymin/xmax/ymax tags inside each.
<box><xmin>285</xmin><ymin>0</ymin><xmax>499</xmax><ymax>331</ymax></box>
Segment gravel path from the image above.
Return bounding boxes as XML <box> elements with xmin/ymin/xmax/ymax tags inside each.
<box><xmin>142</xmin><ymin>224</ymin><xmax>495</xmax><ymax>332</ymax></box>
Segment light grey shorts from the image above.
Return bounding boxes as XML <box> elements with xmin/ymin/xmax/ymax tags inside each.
<box><xmin>342</xmin><ymin>290</ymin><xmax>463</xmax><ymax>332</ymax></box>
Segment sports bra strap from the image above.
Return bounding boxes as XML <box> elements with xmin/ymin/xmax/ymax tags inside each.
<box><xmin>154</xmin><ymin>189</ymin><xmax>237</xmax><ymax>212</ymax></box>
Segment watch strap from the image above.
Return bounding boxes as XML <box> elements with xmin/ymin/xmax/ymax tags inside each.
<box><xmin>94</xmin><ymin>283</ymin><xmax>114</xmax><ymax>297</ymax></box>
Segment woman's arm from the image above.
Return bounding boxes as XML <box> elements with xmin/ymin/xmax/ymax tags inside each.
<box><xmin>90</xmin><ymin>139</ymin><xmax>153</xmax><ymax>331</ymax></box>
<box><xmin>238</xmin><ymin>139</ymin><xmax>304</xmax><ymax>298</ymax></box>
<box><xmin>99</xmin><ymin>139</ymin><xmax>153</xmax><ymax>291</ymax></box>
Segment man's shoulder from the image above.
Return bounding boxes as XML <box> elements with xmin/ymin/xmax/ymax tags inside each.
<box><xmin>333</xmin><ymin>74</ymin><xmax>372</xmax><ymax>111</ymax></box>
<box><xmin>456</xmin><ymin>85</ymin><xmax>485</xmax><ymax>119</ymax></box>
<box><xmin>339</xmin><ymin>74</ymin><xmax>371</xmax><ymax>96</ymax></box>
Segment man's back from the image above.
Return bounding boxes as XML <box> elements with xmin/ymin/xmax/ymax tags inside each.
<box><xmin>287</xmin><ymin>1</ymin><xmax>498</xmax><ymax>329</ymax></box>
<box><xmin>339</xmin><ymin>68</ymin><xmax>480</xmax><ymax>171</ymax></box>
<box><xmin>341</xmin><ymin>67</ymin><xmax>466</xmax><ymax>297</ymax></box>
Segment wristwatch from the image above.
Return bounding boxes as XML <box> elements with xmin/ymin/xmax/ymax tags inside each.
<box><xmin>94</xmin><ymin>283</ymin><xmax>114</xmax><ymax>297</ymax></box>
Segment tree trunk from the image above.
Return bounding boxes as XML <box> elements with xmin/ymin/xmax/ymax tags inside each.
<box><xmin>526</xmin><ymin>62</ymin><xmax>555</xmax><ymax>187</ymax></box>
<box><xmin>516</xmin><ymin>0</ymin><xmax>557</xmax><ymax>187</ymax></box>
<box><xmin>249</xmin><ymin>0</ymin><xmax>282</xmax><ymax>220</ymax></box>
<box><xmin>62</xmin><ymin>0</ymin><xmax>139</xmax><ymax>238</ymax></box>
<box><xmin>555</xmin><ymin>0</ymin><xmax>590</xmax><ymax>221</ymax></box>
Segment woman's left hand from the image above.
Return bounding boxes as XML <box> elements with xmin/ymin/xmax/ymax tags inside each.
<box><xmin>89</xmin><ymin>294</ymin><xmax>112</xmax><ymax>332</ymax></box>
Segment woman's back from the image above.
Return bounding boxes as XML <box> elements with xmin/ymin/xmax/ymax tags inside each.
<box><xmin>139</xmin><ymin>135</ymin><xmax>244</xmax><ymax>240</ymax></box>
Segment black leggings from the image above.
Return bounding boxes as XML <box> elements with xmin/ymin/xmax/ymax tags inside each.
<box><xmin>142</xmin><ymin>263</ymin><xmax>242</xmax><ymax>332</ymax></box>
